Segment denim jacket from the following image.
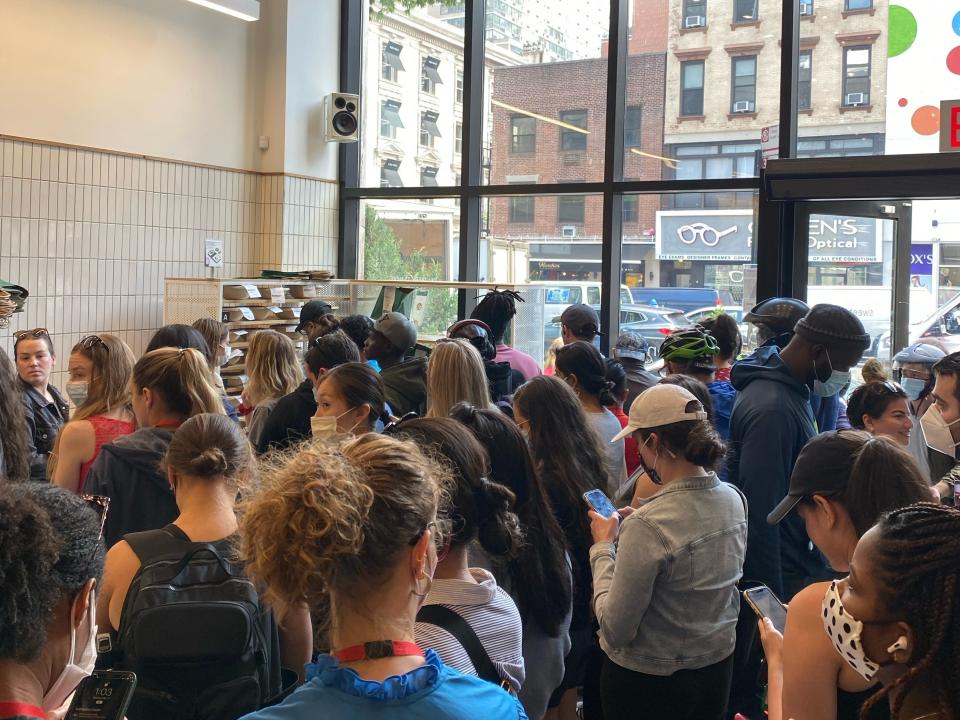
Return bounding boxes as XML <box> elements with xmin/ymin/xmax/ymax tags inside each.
<box><xmin>590</xmin><ymin>473</ymin><xmax>747</xmax><ymax>676</ymax></box>
<box><xmin>19</xmin><ymin>379</ymin><xmax>69</xmax><ymax>481</ymax></box>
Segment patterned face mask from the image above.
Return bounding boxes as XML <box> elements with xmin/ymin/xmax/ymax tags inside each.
<box><xmin>821</xmin><ymin>580</ymin><xmax>880</xmax><ymax>681</ymax></box>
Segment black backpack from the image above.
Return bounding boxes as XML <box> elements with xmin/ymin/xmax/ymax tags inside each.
<box><xmin>113</xmin><ymin>525</ymin><xmax>283</xmax><ymax>720</ymax></box>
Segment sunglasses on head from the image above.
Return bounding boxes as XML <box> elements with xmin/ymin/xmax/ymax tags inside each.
<box><xmin>78</xmin><ymin>335</ymin><xmax>106</xmax><ymax>351</ymax></box>
<box><xmin>382</xmin><ymin>412</ymin><xmax>419</xmax><ymax>435</ymax></box>
<box><xmin>81</xmin><ymin>494</ymin><xmax>110</xmax><ymax>542</ymax></box>
<box><xmin>14</xmin><ymin>327</ymin><xmax>50</xmax><ymax>340</ymax></box>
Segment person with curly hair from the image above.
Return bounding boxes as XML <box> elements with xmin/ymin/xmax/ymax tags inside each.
<box><xmin>0</xmin><ymin>347</ymin><xmax>30</xmax><ymax>482</ymax></box>
<box><xmin>237</xmin><ymin>434</ymin><xmax>527</xmax><ymax>719</ymax></box>
<box><xmin>0</xmin><ymin>483</ymin><xmax>104</xmax><ymax>716</ymax></box>
<box><xmin>470</xmin><ymin>290</ymin><xmax>541</xmax><ymax>381</ymax></box>
<box><xmin>820</xmin><ymin>503</ymin><xmax>960</xmax><ymax>720</ymax></box>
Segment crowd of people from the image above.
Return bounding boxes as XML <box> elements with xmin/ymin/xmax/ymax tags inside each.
<box><xmin>2</xmin><ymin>289</ymin><xmax>960</xmax><ymax>720</ymax></box>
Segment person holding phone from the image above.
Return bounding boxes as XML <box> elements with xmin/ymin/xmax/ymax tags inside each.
<box><xmin>587</xmin><ymin>384</ymin><xmax>747</xmax><ymax>720</ymax></box>
<box><xmin>0</xmin><ymin>483</ymin><xmax>104</xmax><ymax>719</ymax></box>
<box><xmin>758</xmin><ymin>431</ymin><xmax>932</xmax><ymax>720</ymax></box>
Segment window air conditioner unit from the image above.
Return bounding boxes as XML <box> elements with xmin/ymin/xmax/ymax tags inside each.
<box><xmin>799</xmin><ymin>2</ymin><xmax>813</xmax><ymax>16</ymax></box>
<box><xmin>684</xmin><ymin>15</ymin><xmax>705</xmax><ymax>28</ymax></box>
<box><xmin>561</xmin><ymin>225</ymin><xmax>577</xmax><ymax>238</ymax></box>
<box><xmin>733</xmin><ymin>100</ymin><xmax>754</xmax><ymax>113</ymax></box>
<box><xmin>845</xmin><ymin>92</ymin><xmax>866</xmax><ymax>106</ymax></box>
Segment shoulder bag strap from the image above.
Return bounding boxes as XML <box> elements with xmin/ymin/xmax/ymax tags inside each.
<box><xmin>416</xmin><ymin>604</ymin><xmax>502</xmax><ymax>686</ymax></box>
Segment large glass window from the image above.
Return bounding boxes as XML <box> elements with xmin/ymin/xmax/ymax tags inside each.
<box><xmin>510</xmin><ymin>115</ymin><xmax>536</xmax><ymax>154</ymax></box>
<box><xmin>731</xmin><ymin>56</ymin><xmax>757</xmax><ymax>114</ymax></box>
<box><xmin>681</xmin><ymin>61</ymin><xmax>705</xmax><ymax>117</ymax></box>
<box><xmin>509</xmin><ymin>196</ymin><xmax>535</xmax><ymax>223</ymax></box>
<box><xmin>559</xmin><ymin>110</ymin><xmax>588</xmax><ymax>152</ymax></box>
<box><xmin>842</xmin><ymin>47</ymin><xmax>871</xmax><ymax>107</ymax></box>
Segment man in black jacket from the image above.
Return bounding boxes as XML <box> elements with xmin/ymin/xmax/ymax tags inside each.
<box><xmin>364</xmin><ymin>313</ymin><xmax>427</xmax><ymax>417</ymax></box>
<box><xmin>14</xmin><ymin>329</ymin><xmax>69</xmax><ymax>480</ymax></box>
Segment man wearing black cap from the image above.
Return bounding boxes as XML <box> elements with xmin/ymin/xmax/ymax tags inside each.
<box><xmin>726</xmin><ymin>305</ymin><xmax>869</xmax><ymax>717</ymax></box>
<box><xmin>560</xmin><ymin>304</ymin><xmax>602</xmax><ymax>346</ymax></box>
<box><xmin>295</xmin><ymin>300</ymin><xmax>334</xmax><ymax>340</ymax></box>
<box><xmin>729</xmin><ymin>304</ymin><xmax>869</xmax><ymax>599</ymax></box>
<box><xmin>363</xmin><ymin>312</ymin><xmax>427</xmax><ymax>416</ymax></box>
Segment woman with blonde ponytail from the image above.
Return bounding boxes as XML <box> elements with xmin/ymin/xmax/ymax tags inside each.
<box><xmin>84</xmin><ymin>347</ymin><xmax>226</xmax><ymax>547</ymax></box>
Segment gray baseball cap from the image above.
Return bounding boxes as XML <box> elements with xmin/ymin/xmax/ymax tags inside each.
<box><xmin>374</xmin><ymin>312</ymin><xmax>417</xmax><ymax>353</ymax></box>
<box><xmin>615</xmin><ymin>330</ymin><xmax>649</xmax><ymax>360</ymax></box>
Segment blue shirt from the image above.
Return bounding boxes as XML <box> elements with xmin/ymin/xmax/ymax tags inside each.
<box><xmin>240</xmin><ymin>649</ymin><xmax>527</xmax><ymax>720</ymax></box>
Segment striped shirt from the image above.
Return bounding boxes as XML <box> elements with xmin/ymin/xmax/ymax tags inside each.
<box><xmin>415</xmin><ymin>568</ymin><xmax>526</xmax><ymax>693</ymax></box>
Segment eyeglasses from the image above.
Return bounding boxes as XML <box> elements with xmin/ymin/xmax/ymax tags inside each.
<box><xmin>78</xmin><ymin>335</ymin><xmax>105</xmax><ymax>351</ymax></box>
<box><xmin>382</xmin><ymin>412</ymin><xmax>419</xmax><ymax>435</ymax></box>
<box><xmin>13</xmin><ymin>327</ymin><xmax>50</xmax><ymax>340</ymax></box>
<box><xmin>81</xmin><ymin>494</ymin><xmax>110</xmax><ymax>543</ymax></box>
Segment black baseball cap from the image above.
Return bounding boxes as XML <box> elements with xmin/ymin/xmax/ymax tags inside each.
<box><xmin>767</xmin><ymin>431</ymin><xmax>863</xmax><ymax>524</ymax></box>
<box><xmin>561</xmin><ymin>304</ymin><xmax>602</xmax><ymax>338</ymax></box>
<box><xmin>295</xmin><ymin>300</ymin><xmax>333</xmax><ymax>333</ymax></box>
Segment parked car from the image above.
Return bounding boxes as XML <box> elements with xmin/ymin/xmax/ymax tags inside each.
<box><xmin>543</xmin><ymin>303</ymin><xmax>691</xmax><ymax>355</ymax></box>
<box><xmin>628</xmin><ymin>287</ymin><xmax>735</xmax><ymax>314</ymax></box>
<box><xmin>876</xmin><ymin>291</ymin><xmax>960</xmax><ymax>359</ymax></box>
<box><xmin>685</xmin><ymin>306</ymin><xmax>757</xmax><ymax>352</ymax></box>
<box><xmin>533</xmin><ymin>281</ymin><xmax>634</xmax><ymax>323</ymax></box>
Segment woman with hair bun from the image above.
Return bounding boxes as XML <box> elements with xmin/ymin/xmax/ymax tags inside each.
<box><xmin>588</xmin><ymin>383</ymin><xmax>747</xmax><ymax>719</ymax></box>
<box><xmin>238</xmin><ymin>434</ymin><xmax>527</xmax><ymax>720</ymax></box>
<box><xmin>555</xmin><ymin>341</ymin><xmax>628</xmax><ymax>498</ymax></box>
<box><xmin>96</xmin><ymin>414</ymin><xmax>312</xmax><ymax>717</ymax></box>
<box><xmin>396</xmin><ymin>418</ymin><xmax>526</xmax><ymax>694</ymax></box>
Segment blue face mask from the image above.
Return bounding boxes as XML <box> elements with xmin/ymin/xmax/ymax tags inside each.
<box><xmin>812</xmin><ymin>349</ymin><xmax>850</xmax><ymax>398</ymax></box>
<box><xmin>900</xmin><ymin>377</ymin><xmax>927</xmax><ymax>402</ymax></box>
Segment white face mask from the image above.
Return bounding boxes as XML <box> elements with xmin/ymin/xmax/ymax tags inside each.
<box><xmin>43</xmin><ymin>589</ymin><xmax>98</xmax><ymax>711</ymax></box>
<box><xmin>821</xmin><ymin>580</ymin><xmax>880</xmax><ymax>682</ymax></box>
<box><xmin>920</xmin><ymin>404</ymin><xmax>960</xmax><ymax>457</ymax></box>
<box><xmin>310</xmin><ymin>414</ymin><xmax>338</xmax><ymax>439</ymax></box>
<box><xmin>65</xmin><ymin>381</ymin><xmax>89</xmax><ymax>407</ymax></box>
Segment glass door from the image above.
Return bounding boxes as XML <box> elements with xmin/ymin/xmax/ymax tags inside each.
<box><xmin>792</xmin><ymin>201</ymin><xmax>912</xmax><ymax>364</ymax></box>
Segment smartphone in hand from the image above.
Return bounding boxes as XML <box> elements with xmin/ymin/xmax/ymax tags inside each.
<box><xmin>582</xmin><ymin>488</ymin><xmax>618</xmax><ymax>518</ymax></box>
<box><xmin>65</xmin><ymin>670</ymin><xmax>137</xmax><ymax>720</ymax></box>
<box><xmin>743</xmin><ymin>585</ymin><xmax>788</xmax><ymax>634</ymax></box>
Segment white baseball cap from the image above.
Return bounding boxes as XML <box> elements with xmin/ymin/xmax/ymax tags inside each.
<box><xmin>611</xmin><ymin>383</ymin><xmax>707</xmax><ymax>442</ymax></box>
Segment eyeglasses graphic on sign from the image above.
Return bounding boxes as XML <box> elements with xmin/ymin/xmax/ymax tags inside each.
<box><xmin>676</xmin><ymin>223</ymin><xmax>738</xmax><ymax>247</ymax></box>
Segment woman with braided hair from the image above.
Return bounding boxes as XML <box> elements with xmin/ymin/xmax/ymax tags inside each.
<box><xmin>471</xmin><ymin>289</ymin><xmax>541</xmax><ymax>381</ymax></box>
<box><xmin>823</xmin><ymin>503</ymin><xmax>960</xmax><ymax>720</ymax></box>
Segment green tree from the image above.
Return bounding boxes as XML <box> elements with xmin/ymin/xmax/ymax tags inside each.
<box><xmin>363</xmin><ymin>206</ymin><xmax>457</xmax><ymax>335</ymax></box>
<box><xmin>374</xmin><ymin>0</ymin><xmax>462</xmax><ymax>15</ymax></box>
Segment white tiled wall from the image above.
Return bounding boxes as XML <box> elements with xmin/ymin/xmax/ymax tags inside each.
<box><xmin>0</xmin><ymin>137</ymin><xmax>338</xmax><ymax>390</ymax></box>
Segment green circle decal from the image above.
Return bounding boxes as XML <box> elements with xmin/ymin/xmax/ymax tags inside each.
<box><xmin>889</xmin><ymin>5</ymin><xmax>918</xmax><ymax>58</ymax></box>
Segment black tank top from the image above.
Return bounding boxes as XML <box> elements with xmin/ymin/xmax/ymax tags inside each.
<box><xmin>837</xmin><ymin>685</ymin><xmax>889</xmax><ymax>720</ymax></box>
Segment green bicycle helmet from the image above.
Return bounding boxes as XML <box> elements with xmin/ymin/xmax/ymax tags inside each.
<box><xmin>659</xmin><ymin>326</ymin><xmax>720</xmax><ymax>372</ymax></box>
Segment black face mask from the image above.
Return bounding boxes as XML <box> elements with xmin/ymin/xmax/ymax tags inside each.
<box><xmin>638</xmin><ymin>435</ymin><xmax>663</xmax><ymax>485</ymax></box>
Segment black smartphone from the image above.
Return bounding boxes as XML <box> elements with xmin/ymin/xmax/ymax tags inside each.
<box><xmin>743</xmin><ymin>585</ymin><xmax>788</xmax><ymax>634</ymax></box>
<box><xmin>65</xmin><ymin>670</ymin><xmax>137</xmax><ymax>720</ymax></box>
<box><xmin>582</xmin><ymin>488</ymin><xmax>618</xmax><ymax>518</ymax></box>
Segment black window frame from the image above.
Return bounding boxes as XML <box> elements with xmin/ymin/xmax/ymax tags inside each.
<box><xmin>510</xmin><ymin>115</ymin><xmax>536</xmax><ymax>153</ymax></box>
<box><xmin>557</xmin><ymin>195</ymin><xmax>586</xmax><ymax>224</ymax></box>
<box><xmin>680</xmin><ymin>60</ymin><xmax>705</xmax><ymax>117</ymax></box>
<box><xmin>731</xmin><ymin>55</ymin><xmax>757</xmax><ymax>113</ymax></box>
<box><xmin>624</xmin><ymin>105</ymin><xmax>642</xmax><ymax>148</ymax></box>
<box><xmin>798</xmin><ymin>49</ymin><xmax>812</xmax><ymax>110</ymax></box>
<box><xmin>842</xmin><ymin>45</ymin><xmax>871</xmax><ymax>107</ymax></box>
<box><xmin>733</xmin><ymin>0</ymin><xmax>758</xmax><ymax>22</ymax></box>
<box><xmin>682</xmin><ymin>0</ymin><xmax>707</xmax><ymax>26</ymax></box>
<box><xmin>508</xmin><ymin>196</ymin><xmax>535</xmax><ymax>223</ymax></box>
<box><xmin>559</xmin><ymin>110</ymin><xmax>588</xmax><ymax>152</ymax></box>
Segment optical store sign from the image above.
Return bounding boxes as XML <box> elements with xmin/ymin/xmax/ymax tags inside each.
<box><xmin>657</xmin><ymin>210</ymin><xmax>880</xmax><ymax>263</ymax></box>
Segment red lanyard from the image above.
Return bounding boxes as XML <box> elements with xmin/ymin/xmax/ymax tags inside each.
<box><xmin>333</xmin><ymin>640</ymin><xmax>423</xmax><ymax>663</ymax></box>
<box><xmin>0</xmin><ymin>702</ymin><xmax>46</xmax><ymax>719</ymax></box>
<box><xmin>153</xmin><ymin>419</ymin><xmax>183</xmax><ymax>430</ymax></box>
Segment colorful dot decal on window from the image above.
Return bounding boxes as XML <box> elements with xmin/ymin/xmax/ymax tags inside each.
<box><xmin>889</xmin><ymin>6</ymin><xmax>918</xmax><ymax>57</ymax></box>
<box><xmin>911</xmin><ymin>105</ymin><xmax>941</xmax><ymax>135</ymax></box>
<box><xmin>953</xmin><ymin>10</ymin><xmax>960</xmax><ymax>36</ymax></box>
<box><xmin>948</xmin><ymin>45</ymin><xmax>960</xmax><ymax>75</ymax></box>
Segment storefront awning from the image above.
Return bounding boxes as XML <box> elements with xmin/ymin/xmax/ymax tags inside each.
<box><xmin>421</xmin><ymin>111</ymin><xmax>441</xmax><ymax>138</ymax></box>
<box><xmin>382</xmin><ymin>99</ymin><xmax>404</xmax><ymax>128</ymax></box>
<box><xmin>421</xmin><ymin>167</ymin><xmax>439</xmax><ymax>186</ymax></box>
<box><xmin>381</xmin><ymin>159</ymin><xmax>402</xmax><ymax>187</ymax></box>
